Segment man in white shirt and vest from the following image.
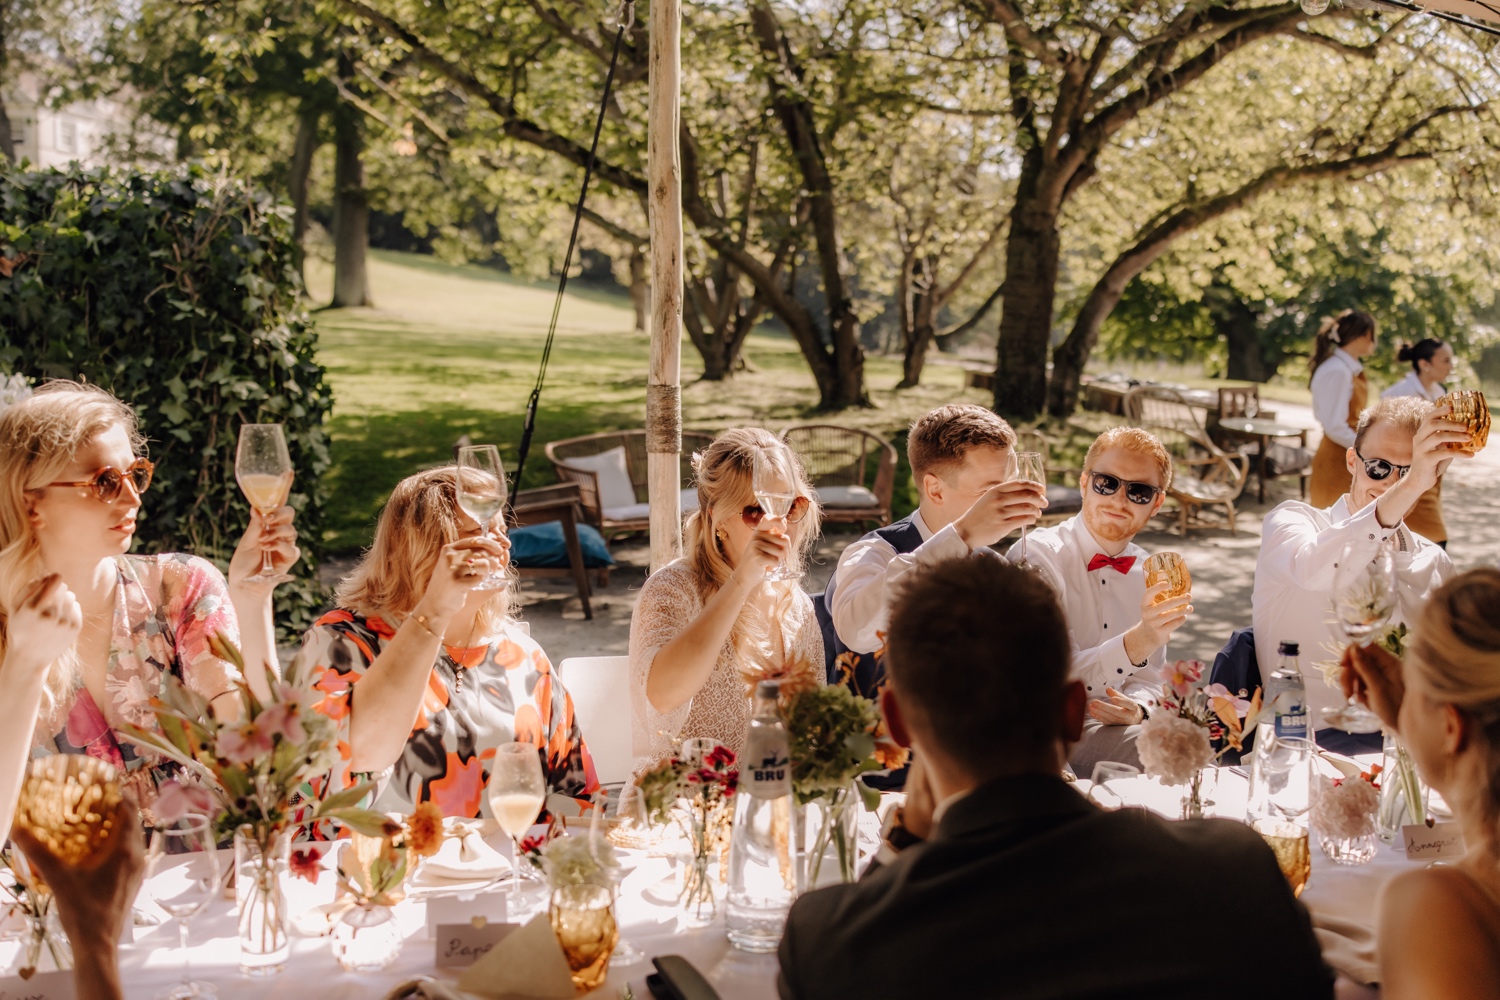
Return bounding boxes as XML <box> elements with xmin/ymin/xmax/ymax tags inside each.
<box><xmin>1002</xmin><ymin>426</ymin><xmax>1193</xmax><ymax>774</ymax></box>
<box><xmin>1253</xmin><ymin>395</ymin><xmax>1467</xmax><ymax>749</ymax></box>
<box><xmin>824</xmin><ymin>405</ymin><xmax>1047</xmax><ymax>711</ymax></box>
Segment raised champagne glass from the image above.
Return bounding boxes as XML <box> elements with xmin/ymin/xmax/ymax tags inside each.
<box><xmin>1322</xmin><ymin>541</ymin><xmax>1396</xmax><ymax>734</ymax></box>
<box><xmin>752</xmin><ymin>446</ymin><xmax>798</xmax><ymax>582</ymax></box>
<box><xmin>143</xmin><ymin>816</ymin><xmax>222</xmax><ymax>1000</ymax></box>
<box><xmin>487</xmin><ymin>742</ymin><xmax>546</xmax><ymax>918</ymax></box>
<box><xmin>235</xmin><ymin>424</ymin><xmax>294</xmax><ymax>583</ymax></box>
<box><xmin>454</xmin><ymin>444</ymin><xmax>510</xmax><ymax>590</ymax></box>
<box><xmin>1012</xmin><ymin>451</ymin><xmax>1046</xmax><ymax>566</ymax></box>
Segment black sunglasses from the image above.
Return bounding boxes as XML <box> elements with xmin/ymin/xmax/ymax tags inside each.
<box><xmin>1088</xmin><ymin>471</ymin><xmax>1164</xmax><ymax>506</ymax></box>
<box><xmin>742</xmin><ymin>495</ymin><xmax>811</xmax><ymax>527</ymax></box>
<box><xmin>45</xmin><ymin>457</ymin><xmax>154</xmax><ymax>503</ymax></box>
<box><xmin>1354</xmin><ymin>450</ymin><xmax>1409</xmax><ymax>482</ymax></box>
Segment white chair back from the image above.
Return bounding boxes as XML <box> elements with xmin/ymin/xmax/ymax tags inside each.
<box><xmin>556</xmin><ymin>655</ymin><xmax>632</xmax><ymax>787</ymax></box>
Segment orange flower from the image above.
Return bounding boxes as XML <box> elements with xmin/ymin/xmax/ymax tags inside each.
<box><xmin>405</xmin><ymin>802</ymin><xmax>446</xmax><ymax>858</ymax></box>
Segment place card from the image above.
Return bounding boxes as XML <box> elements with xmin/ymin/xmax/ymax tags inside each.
<box><xmin>434</xmin><ymin>921</ymin><xmax>518</xmax><ymax>968</ymax></box>
<box><xmin>1402</xmin><ymin>822</ymin><xmax>1466</xmax><ymax>860</ymax></box>
<box><xmin>425</xmin><ymin>893</ymin><xmax>508</xmax><ymax>937</ymax></box>
<box><xmin>0</xmin><ymin>969</ymin><xmax>77</xmax><ymax>1000</ymax></box>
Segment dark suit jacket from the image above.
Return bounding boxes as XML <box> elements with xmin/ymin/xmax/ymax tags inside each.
<box><xmin>778</xmin><ymin>773</ymin><xmax>1333</xmax><ymax>1000</ymax></box>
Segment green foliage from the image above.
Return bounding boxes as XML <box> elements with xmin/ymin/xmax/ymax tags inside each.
<box><xmin>783</xmin><ymin>685</ymin><xmax>882</xmax><ymax>807</ymax></box>
<box><xmin>0</xmin><ymin>164</ymin><xmax>332</xmax><ymax>638</ymax></box>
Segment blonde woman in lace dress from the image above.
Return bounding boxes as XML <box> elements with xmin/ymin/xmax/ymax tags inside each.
<box><xmin>630</xmin><ymin>429</ymin><xmax>824</xmax><ymax>771</ymax></box>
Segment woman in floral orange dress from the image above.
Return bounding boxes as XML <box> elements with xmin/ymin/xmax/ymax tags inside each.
<box><xmin>293</xmin><ymin>467</ymin><xmax>597</xmax><ymax>826</ymax></box>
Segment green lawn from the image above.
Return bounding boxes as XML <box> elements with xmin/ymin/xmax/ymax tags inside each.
<box><xmin>307</xmin><ymin>250</ymin><xmax>991</xmax><ymax>555</ymax></box>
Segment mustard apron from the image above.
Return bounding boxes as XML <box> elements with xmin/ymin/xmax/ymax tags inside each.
<box><xmin>1310</xmin><ymin>370</ymin><xmax>1367</xmax><ymax>508</ymax></box>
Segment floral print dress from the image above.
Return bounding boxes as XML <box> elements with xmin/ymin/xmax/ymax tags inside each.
<box><xmin>295</xmin><ymin>611</ymin><xmax>598</xmax><ymax>824</ymax></box>
<box><xmin>35</xmin><ymin>553</ymin><xmax>242</xmax><ymax>805</ymax></box>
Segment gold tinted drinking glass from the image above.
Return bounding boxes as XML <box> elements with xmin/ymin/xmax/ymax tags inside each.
<box><xmin>1143</xmin><ymin>552</ymin><xmax>1190</xmax><ymax>603</ymax></box>
<box><xmin>1439</xmin><ymin>390</ymin><xmax>1490</xmax><ymax>455</ymax></box>
<box><xmin>549</xmin><ymin>883</ymin><xmax>617</xmax><ymax>992</ymax></box>
<box><xmin>1253</xmin><ymin>819</ymin><xmax>1311</xmax><ymax>898</ymax></box>
<box><xmin>13</xmin><ymin>755</ymin><xmax>123</xmax><ymax>867</ymax></box>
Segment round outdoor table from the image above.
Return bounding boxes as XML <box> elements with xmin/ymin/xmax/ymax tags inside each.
<box><xmin>1218</xmin><ymin>416</ymin><xmax>1311</xmax><ymax>502</ymax></box>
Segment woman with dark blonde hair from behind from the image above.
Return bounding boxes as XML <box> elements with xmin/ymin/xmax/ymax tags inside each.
<box><xmin>1342</xmin><ymin>568</ymin><xmax>1500</xmax><ymax>997</ymax></box>
<box><xmin>0</xmin><ymin>381</ymin><xmax>299</xmax><ymax>829</ymax></box>
<box><xmin>629</xmin><ymin>429</ymin><xmax>824</xmax><ymax>770</ymax></box>
<box><xmin>295</xmin><ymin>466</ymin><xmax>597</xmax><ymax>824</ymax></box>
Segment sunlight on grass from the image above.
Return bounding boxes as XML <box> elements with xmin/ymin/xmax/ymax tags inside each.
<box><xmin>308</xmin><ymin>251</ymin><xmax>990</xmax><ymax>554</ymax></box>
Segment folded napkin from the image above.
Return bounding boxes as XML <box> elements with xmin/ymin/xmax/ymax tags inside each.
<box><xmin>384</xmin><ymin>978</ymin><xmax>472</xmax><ymax>1000</ymax></box>
<box><xmin>1314</xmin><ymin>912</ymin><xmax>1379</xmax><ymax>986</ymax></box>
<box><xmin>457</xmin><ymin>913</ymin><xmax>577</xmax><ymax>999</ymax></box>
<box><xmin>415</xmin><ymin>819</ymin><xmax>510</xmax><ymax>885</ymax></box>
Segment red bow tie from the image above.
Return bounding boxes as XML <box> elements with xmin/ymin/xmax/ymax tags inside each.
<box><xmin>1087</xmin><ymin>553</ymin><xmax>1136</xmax><ymax>574</ymax></box>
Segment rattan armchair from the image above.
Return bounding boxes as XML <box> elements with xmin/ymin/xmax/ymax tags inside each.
<box><xmin>779</xmin><ymin>424</ymin><xmax>897</xmax><ymax>527</ymax></box>
<box><xmin>545</xmin><ymin>429</ymin><xmax>717</xmax><ymax>537</ymax></box>
<box><xmin>1124</xmin><ymin>387</ymin><xmax>1248</xmax><ymax>536</ymax></box>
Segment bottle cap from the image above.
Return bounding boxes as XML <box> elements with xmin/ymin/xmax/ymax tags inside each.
<box><xmin>1278</xmin><ymin>641</ymin><xmax>1300</xmax><ymax>656</ymax></box>
<box><xmin>756</xmin><ymin>680</ymin><xmax>781</xmax><ymax>699</ymax></box>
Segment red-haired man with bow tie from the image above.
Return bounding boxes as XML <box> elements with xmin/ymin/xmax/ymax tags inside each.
<box><xmin>1003</xmin><ymin>426</ymin><xmax>1192</xmax><ymax>774</ymax></box>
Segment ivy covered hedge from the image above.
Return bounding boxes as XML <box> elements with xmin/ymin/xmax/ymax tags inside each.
<box><xmin>0</xmin><ymin>165</ymin><xmax>332</xmax><ymax>638</ymax></box>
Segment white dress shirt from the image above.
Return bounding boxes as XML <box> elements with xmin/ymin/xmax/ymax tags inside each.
<box><xmin>1252</xmin><ymin>495</ymin><xmax>1454</xmax><ymax>721</ymax></box>
<box><xmin>1381</xmin><ymin>371</ymin><xmax>1445</xmax><ymax>402</ymax></box>
<box><xmin>1310</xmin><ymin>348</ymin><xmax>1364</xmax><ymax>449</ymax></box>
<box><xmin>828</xmin><ymin>508</ymin><xmax>978</xmax><ymax>653</ymax></box>
<box><xmin>1002</xmin><ymin>515</ymin><xmax>1163</xmax><ymax>700</ymax></box>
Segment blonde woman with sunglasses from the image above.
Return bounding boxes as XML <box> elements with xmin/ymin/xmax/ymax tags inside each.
<box><xmin>628</xmin><ymin>429</ymin><xmax>824</xmax><ymax>771</ymax></box>
<box><xmin>0</xmin><ymin>381</ymin><xmax>297</xmax><ymax>826</ymax></box>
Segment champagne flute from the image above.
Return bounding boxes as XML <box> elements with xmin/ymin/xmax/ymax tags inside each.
<box><xmin>1322</xmin><ymin>541</ymin><xmax>1396</xmax><ymax>734</ymax></box>
<box><xmin>488</xmin><ymin>742</ymin><xmax>546</xmax><ymax>917</ymax></box>
<box><xmin>752</xmin><ymin>446</ymin><xmax>798</xmax><ymax>582</ymax></box>
<box><xmin>1011</xmin><ymin>451</ymin><xmax>1046</xmax><ymax>566</ymax></box>
<box><xmin>594</xmin><ymin>789</ymin><xmax>645</xmax><ymax>967</ymax></box>
<box><xmin>1249</xmin><ymin>735</ymin><xmax>1313</xmax><ymax>896</ymax></box>
<box><xmin>143</xmin><ymin>817</ymin><xmax>221</xmax><ymax>1000</ymax></box>
<box><xmin>455</xmin><ymin>444</ymin><xmax>510</xmax><ymax>590</ymax></box>
<box><xmin>235</xmin><ymin>424</ymin><xmax>294</xmax><ymax>583</ymax></box>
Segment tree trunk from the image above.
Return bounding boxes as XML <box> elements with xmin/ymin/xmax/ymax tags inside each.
<box><xmin>0</xmin><ymin>95</ymin><xmax>13</xmax><ymax>163</ymax></box>
<box><xmin>992</xmin><ymin>187</ymin><xmax>1060</xmax><ymax>419</ymax></box>
<box><xmin>1219</xmin><ymin>290</ymin><xmax>1269</xmax><ymax>382</ymax></box>
<box><xmin>899</xmin><ymin>256</ymin><xmax>936</xmax><ymax>389</ymax></box>
<box><xmin>331</xmin><ymin>106</ymin><xmax>370</xmax><ymax>308</ymax></box>
<box><xmin>288</xmin><ymin>104</ymin><xmax>321</xmax><ymax>283</ymax></box>
<box><xmin>629</xmin><ymin>248</ymin><xmax>649</xmax><ymax>333</ymax></box>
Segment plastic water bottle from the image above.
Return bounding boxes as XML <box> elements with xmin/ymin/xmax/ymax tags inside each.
<box><xmin>726</xmin><ymin>681</ymin><xmax>797</xmax><ymax>953</ymax></box>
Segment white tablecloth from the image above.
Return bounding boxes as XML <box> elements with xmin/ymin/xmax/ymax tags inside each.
<box><xmin>0</xmin><ymin>770</ymin><xmax>1415</xmax><ymax>999</ymax></box>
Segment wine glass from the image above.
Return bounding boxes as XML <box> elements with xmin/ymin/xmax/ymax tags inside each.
<box><xmin>455</xmin><ymin>444</ymin><xmax>510</xmax><ymax>590</ymax></box>
<box><xmin>487</xmin><ymin>742</ymin><xmax>546</xmax><ymax>918</ymax></box>
<box><xmin>235</xmin><ymin>424</ymin><xmax>294</xmax><ymax>583</ymax></box>
<box><xmin>751</xmin><ymin>446</ymin><xmax>798</xmax><ymax>582</ymax></box>
<box><xmin>1248</xmin><ymin>735</ymin><xmax>1313</xmax><ymax>897</ymax></box>
<box><xmin>1086</xmin><ymin>762</ymin><xmax>1140</xmax><ymax>811</ymax></box>
<box><xmin>1322</xmin><ymin>541</ymin><xmax>1396</xmax><ymax>734</ymax></box>
<box><xmin>142</xmin><ymin>816</ymin><xmax>222</xmax><ymax>999</ymax></box>
<box><xmin>593</xmin><ymin>790</ymin><xmax>645</xmax><ymax>967</ymax></box>
<box><xmin>1011</xmin><ymin>451</ymin><xmax>1046</xmax><ymax>565</ymax></box>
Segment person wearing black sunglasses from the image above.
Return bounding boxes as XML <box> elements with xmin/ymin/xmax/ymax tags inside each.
<box><xmin>0</xmin><ymin>381</ymin><xmax>299</xmax><ymax>820</ymax></box>
<box><xmin>1253</xmin><ymin>395</ymin><xmax>1469</xmax><ymax>751</ymax></box>
<box><xmin>1002</xmin><ymin>427</ymin><xmax>1190</xmax><ymax>774</ymax></box>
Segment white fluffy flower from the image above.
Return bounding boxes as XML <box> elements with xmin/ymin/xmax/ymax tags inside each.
<box><xmin>1313</xmin><ymin>776</ymin><xmax>1379</xmax><ymax>840</ymax></box>
<box><xmin>1137</xmin><ymin>713</ymin><xmax>1214</xmax><ymax>786</ymax></box>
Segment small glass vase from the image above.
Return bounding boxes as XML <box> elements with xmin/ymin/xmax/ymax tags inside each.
<box><xmin>235</xmin><ymin>825</ymin><xmax>291</xmax><ymax>976</ymax></box>
<box><xmin>1378</xmin><ymin>733</ymin><xmax>1429</xmax><ymax>844</ymax></box>
<box><xmin>1179</xmin><ymin>766</ymin><xmax>1218</xmax><ymax>821</ymax></box>
<box><xmin>803</xmin><ymin>784</ymin><xmax>860</xmax><ymax>888</ymax></box>
<box><xmin>19</xmin><ymin>899</ymin><xmax>70</xmax><ymax>976</ymax></box>
<box><xmin>331</xmin><ymin>902</ymin><xmax>402</xmax><ymax>972</ymax></box>
<box><xmin>1320</xmin><ymin>832</ymin><xmax>1378</xmax><ymax>865</ymax></box>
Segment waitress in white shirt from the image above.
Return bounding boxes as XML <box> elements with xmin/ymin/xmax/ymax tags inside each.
<box><xmin>1309</xmin><ymin>310</ymin><xmax>1377</xmax><ymax>507</ymax></box>
<box><xmin>1382</xmin><ymin>338</ymin><xmax>1455</xmax><ymax>547</ymax></box>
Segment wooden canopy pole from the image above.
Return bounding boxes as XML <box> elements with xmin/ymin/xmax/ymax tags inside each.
<box><xmin>646</xmin><ymin>0</ymin><xmax>684</xmax><ymax>573</ymax></box>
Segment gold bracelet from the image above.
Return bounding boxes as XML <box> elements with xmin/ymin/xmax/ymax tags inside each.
<box><xmin>409</xmin><ymin>612</ymin><xmax>444</xmax><ymax>642</ymax></box>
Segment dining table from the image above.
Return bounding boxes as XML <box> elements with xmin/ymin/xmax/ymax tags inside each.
<box><xmin>0</xmin><ymin>762</ymin><xmax>1420</xmax><ymax>1000</ymax></box>
<box><xmin>1217</xmin><ymin>415</ymin><xmax>1312</xmax><ymax>502</ymax></box>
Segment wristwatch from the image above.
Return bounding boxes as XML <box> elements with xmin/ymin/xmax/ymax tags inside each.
<box><xmin>881</xmin><ymin>807</ymin><xmax>926</xmax><ymax>853</ymax></box>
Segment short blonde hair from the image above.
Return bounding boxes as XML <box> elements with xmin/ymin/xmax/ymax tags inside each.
<box><xmin>907</xmin><ymin>405</ymin><xmax>1015</xmax><ymax>482</ymax></box>
<box><xmin>1354</xmin><ymin>395</ymin><xmax>1430</xmax><ymax>452</ymax></box>
<box><xmin>1407</xmin><ymin>568</ymin><xmax>1500</xmax><ymax>831</ymax></box>
<box><xmin>336</xmin><ymin>465</ymin><xmax>516</xmax><ymax>632</ymax></box>
<box><xmin>0</xmin><ymin>381</ymin><xmax>145</xmax><ymax>719</ymax></box>
<box><xmin>1083</xmin><ymin>426</ymin><xmax>1173</xmax><ymax>490</ymax></box>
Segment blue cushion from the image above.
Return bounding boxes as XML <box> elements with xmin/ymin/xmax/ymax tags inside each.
<box><xmin>509</xmin><ymin>522</ymin><xmax>615</xmax><ymax>569</ymax></box>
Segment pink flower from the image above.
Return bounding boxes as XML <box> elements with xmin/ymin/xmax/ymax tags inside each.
<box><xmin>289</xmin><ymin>847</ymin><xmax>323</xmax><ymax>883</ymax></box>
<box><xmin>1137</xmin><ymin>713</ymin><xmax>1214</xmax><ymax>786</ymax></box>
<box><xmin>154</xmin><ymin>780</ymin><xmax>218</xmax><ymax>824</ymax></box>
<box><xmin>257</xmin><ymin>702</ymin><xmax>306</xmax><ymax>746</ymax></box>
<box><xmin>218</xmin><ymin>721</ymin><xmax>273</xmax><ymax>764</ymax></box>
<box><xmin>706</xmin><ymin>745</ymin><xmax>736</xmax><ymax>769</ymax></box>
<box><xmin>1160</xmin><ymin>660</ymin><xmax>1205</xmax><ymax>701</ymax></box>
